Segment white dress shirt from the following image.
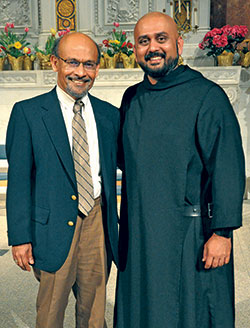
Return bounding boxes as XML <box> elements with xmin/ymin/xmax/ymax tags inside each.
<box><xmin>56</xmin><ymin>86</ymin><xmax>101</xmax><ymax>199</ymax></box>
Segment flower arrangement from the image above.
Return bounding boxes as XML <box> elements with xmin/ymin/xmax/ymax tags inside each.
<box><xmin>199</xmin><ymin>25</ymin><xmax>248</xmax><ymax>57</ymax></box>
<box><xmin>0</xmin><ymin>23</ymin><xmax>30</xmax><ymax>58</ymax></box>
<box><xmin>102</xmin><ymin>22</ymin><xmax>134</xmax><ymax>57</ymax></box>
<box><xmin>35</xmin><ymin>28</ymin><xmax>70</xmax><ymax>56</ymax></box>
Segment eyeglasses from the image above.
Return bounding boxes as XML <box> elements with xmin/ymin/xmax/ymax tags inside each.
<box><xmin>57</xmin><ymin>56</ymin><xmax>98</xmax><ymax>71</ymax></box>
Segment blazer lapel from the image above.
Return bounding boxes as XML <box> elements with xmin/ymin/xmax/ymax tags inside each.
<box><xmin>89</xmin><ymin>95</ymin><xmax>111</xmax><ymax>198</ymax></box>
<box><xmin>41</xmin><ymin>88</ymin><xmax>77</xmax><ymax>189</ymax></box>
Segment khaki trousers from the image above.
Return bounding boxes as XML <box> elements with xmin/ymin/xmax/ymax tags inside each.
<box><xmin>33</xmin><ymin>198</ymin><xmax>107</xmax><ymax>328</ymax></box>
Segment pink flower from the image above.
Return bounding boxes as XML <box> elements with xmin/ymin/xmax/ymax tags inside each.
<box><xmin>66</xmin><ymin>28</ymin><xmax>70</xmax><ymax>33</ymax></box>
<box><xmin>24</xmin><ymin>27</ymin><xmax>29</xmax><ymax>33</ymax></box>
<box><xmin>221</xmin><ymin>25</ymin><xmax>232</xmax><ymax>36</ymax></box>
<box><xmin>113</xmin><ymin>28</ymin><xmax>116</xmax><ymax>33</ymax></box>
<box><xmin>113</xmin><ymin>22</ymin><xmax>120</xmax><ymax>28</ymax></box>
<box><xmin>212</xmin><ymin>34</ymin><xmax>228</xmax><ymax>48</ymax></box>
<box><xmin>210</xmin><ymin>28</ymin><xmax>222</xmax><ymax>37</ymax></box>
<box><xmin>122</xmin><ymin>31</ymin><xmax>126</xmax><ymax>35</ymax></box>
<box><xmin>10</xmin><ymin>23</ymin><xmax>14</xmax><ymax>28</ymax></box>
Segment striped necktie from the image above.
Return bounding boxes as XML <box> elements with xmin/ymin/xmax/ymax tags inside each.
<box><xmin>72</xmin><ymin>99</ymin><xmax>94</xmax><ymax>216</ymax></box>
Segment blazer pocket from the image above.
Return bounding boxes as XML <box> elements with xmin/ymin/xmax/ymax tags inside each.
<box><xmin>31</xmin><ymin>205</ymin><xmax>50</xmax><ymax>225</ymax></box>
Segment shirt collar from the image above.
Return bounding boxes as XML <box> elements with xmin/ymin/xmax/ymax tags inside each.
<box><xmin>56</xmin><ymin>85</ymin><xmax>89</xmax><ymax>109</ymax></box>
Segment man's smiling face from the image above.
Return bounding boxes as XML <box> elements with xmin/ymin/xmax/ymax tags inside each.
<box><xmin>51</xmin><ymin>33</ymin><xmax>99</xmax><ymax>99</ymax></box>
<box><xmin>134</xmin><ymin>13</ymin><xmax>183</xmax><ymax>84</ymax></box>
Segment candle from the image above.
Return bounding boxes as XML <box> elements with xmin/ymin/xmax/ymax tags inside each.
<box><xmin>179</xmin><ymin>0</ymin><xmax>181</xmax><ymax>13</ymax></box>
<box><xmin>170</xmin><ymin>2</ymin><xmax>173</xmax><ymax>17</ymax></box>
<box><xmin>194</xmin><ymin>8</ymin><xmax>198</xmax><ymax>26</ymax></box>
<box><xmin>187</xmin><ymin>3</ymin><xmax>190</xmax><ymax>20</ymax></box>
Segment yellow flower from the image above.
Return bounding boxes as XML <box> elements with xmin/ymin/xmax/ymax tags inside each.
<box><xmin>50</xmin><ymin>28</ymin><xmax>56</xmax><ymax>36</ymax></box>
<box><xmin>109</xmin><ymin>39</ymin><xmax>120</xmax><ymax>45</ymax></box>
<box><xmin>14</xmin><ymin>41</ymin><xmax>22</xmax><ymax>49</ymax></box>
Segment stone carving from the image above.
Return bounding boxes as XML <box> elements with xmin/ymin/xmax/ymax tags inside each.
<box><xmin>106</xmin><ymin>0</ymin><xmax>139</xmax><ymax>23</ymax></box>
<box><xmin>222</xmin><ymin>87</ymin><xmax>239</xmax><ymax>104</ymax></box>
<box><xmin>0</xmin><ymin>72</ymin><xmax>36</xmax><ymax>84</ymax></box>
<box><xmin>43</xmin><ymin>72</ymin><xmax>57</xmax><ymax>85</ymax></box>
<box><xmin>0</xmin><ymin>0</ymin><xmax>31</xmax><ymax>27</ymax></box>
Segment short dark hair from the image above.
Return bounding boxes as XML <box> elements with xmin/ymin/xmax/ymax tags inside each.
<box><xmin>51</xmin><ymin>35</ymin><xmax>101</xmax><ymax>64</ymax></box>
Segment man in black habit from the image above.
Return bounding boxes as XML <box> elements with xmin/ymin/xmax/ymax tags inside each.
<box><xmin>114</xmin><ymin>12</ymin><xmax>245</xmax><ymax>328</ymax></box>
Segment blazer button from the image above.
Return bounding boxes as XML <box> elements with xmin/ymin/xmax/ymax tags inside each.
<box><xmin>71</xmin><ymin>195</ymin><xmax>77</xmax><ymax>200</ymax></box>
<box><xmin>67</xmin><ymin>221</ymin><xmax>74</xmax><ymax>227</ymax></box>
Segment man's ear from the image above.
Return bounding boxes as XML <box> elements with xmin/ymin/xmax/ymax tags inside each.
<box><xmin>50</xmin><ymin>55</ymin><xmax>59</xmax><ymax>72</ymax></box>
<box><xmin>133</xmin><ymin>45</ymin><xmax>138</xmax><ymax>63</ymax></box>
<box><xmin>177</xmin><ymin>36</ymin><xmax>184</xmax><ymax>56</ymax></box>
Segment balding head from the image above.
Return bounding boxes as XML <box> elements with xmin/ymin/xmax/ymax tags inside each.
<box><xmin>52</xmin><ymin>32</ymin><xmax>101</xmax><ymax>64</ymax></box>
<box><xmin>134</xmin><ymin>12</ymin><xmax>179</xmax><ymax>41</ymax></box>
<box><xmin>133</xmin><ymin>12</ymin><xmax>183</xmax><ymax>84</ymax></box>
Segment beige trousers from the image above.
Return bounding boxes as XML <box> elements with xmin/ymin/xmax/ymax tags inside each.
<box><xmin>33</xmin><ymin>198</ymin><xmax>107</xmax><ymax>328</ymax></box>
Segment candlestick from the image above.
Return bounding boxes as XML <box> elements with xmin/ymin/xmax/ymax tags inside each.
<box><xmin>187</xmin><ymin>3</ymin><xmax>190</xmax><ymax>20</ymax></box>
<box><xmin>194</xmin><ymin>8</ymin><xmax>198</xmax><ymax>26</ymax></box>
<box><xmin>170</xmin><ymin>2</ymin><xmax>173</xmax><ymax>18</ymax></box>
<box><xmin>179</xmin><ymin>0</ymin><xmax>181</xmax><ymax>14</ymax></box>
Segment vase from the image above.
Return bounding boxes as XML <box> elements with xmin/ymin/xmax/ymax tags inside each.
<box><xmin>103</xmin><ymin>53</ymin><xmax>118</xmax><ymax>69</ymax></box>
<box><xmin>36</xmin><ymin>52</ymin><xmax>52</xmax><ymax>70</ymax></box>
<box><xmin>0</xmin><ymin>57</ymin><xmax>6</xmax><ymax>71</ymax></box>
<box><xmin>216</xmin><ymin>51</ymin><xmax>234</xmax><ymax>66</ymax></box>
<box><xmin>23</xmin><ymin>56</ymin><xmax>33</xmax><ymax>70</ymax></box>
<box><xmin>120</xmin><ymin>53</ymin><xmax>136</xmax><ymax>68</ymax></box>
<box><xmin>241</xmin><ymin>52</ymin><xmax>250</xmax><ymax>68</ymax></box>
<box><xmin>99</xmin><ymin>56</ymin><xmax>105</xmax><ymax>69</ymax></box>
<box><xmin>7</xmin><ymin>55</ymin><xmax>24</xmax><ymax>70</ymax></box>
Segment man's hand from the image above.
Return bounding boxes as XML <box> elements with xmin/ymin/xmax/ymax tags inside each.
<box><xmin>202</xmin><ymin>233</ymin><xmax>231</xmax><ymax>269</ymax></box>
<box><xmin>12</xmin><ymin>243</ymin><xmax>34</xmax><ymax>271</ymax></box>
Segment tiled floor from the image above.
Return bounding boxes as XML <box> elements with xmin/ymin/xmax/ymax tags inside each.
<box><xmin>0</xmin><ymin>197</ymin><xmax>249</xmax><ymax>327</ymax></box>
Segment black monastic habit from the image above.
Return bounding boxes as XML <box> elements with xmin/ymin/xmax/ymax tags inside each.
<box><xmin>115</xmin><ymin>65</ymin><xmax>245</xmax><ymax>328</ymax></box>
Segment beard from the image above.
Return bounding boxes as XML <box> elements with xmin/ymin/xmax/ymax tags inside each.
<box><xmin>65</xmin><ymin>76</ymin><xmax>91</xmax><ymax>99</ymax></box>
<box><xmin>138</xmin><ymin>44</ymin><xmax>180</xmax><ymax>79</ymax></box>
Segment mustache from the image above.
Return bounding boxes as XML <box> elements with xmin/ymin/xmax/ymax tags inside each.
<box><xmin>67</xmin><ymin>76</ymin><xmax>91</xmax><ymax>83</ymax></box>
<box><xmin>144</xmin><ymin>51</ymin><xmax>166</xmax><ymax>61</ymax></box>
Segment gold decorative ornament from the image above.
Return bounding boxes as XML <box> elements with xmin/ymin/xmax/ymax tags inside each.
<box><xmin>120</xmin><ymin>53</ymin><xmax>136</xmax><ymax>68</ymax></box>
<box><xmin>56</xmin><ymin>0</ymin><xmax>76</xmax><ymax>31</ymax></box>
<box><xmin>241</xmin><ymin>52</ymin><xmax>250</xmax><ymax>68</ymax></box>
<box><xmin>36</xmin><ymin>52</ymin><xmax>52</xmax><ymax>70</ymax></box>
<box><xmin>0</xmin><ymin>57</ymin><xmax>6</xmax><ymax>70</ymax></box>
<box><xmin>7</xmin><ymin>54</ymin><xmax>24</xmax><ymax>70</ymax></box>
<box><xmin>216</xmin><ymin>51</ymin><xmax>234</xmax><ymax>66</ymax></box>
<box><xmin>23</xmin><ymin>55</ymin><xmax>34</xmax><ymax>70</ymax></box>
<box><xmin>103</xmin><ymin>53</ymin><xmax>119</xmax><ymax>69</ymax></box>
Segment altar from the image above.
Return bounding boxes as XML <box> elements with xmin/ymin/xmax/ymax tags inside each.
<box><xmin>0</xmin><ymin>66</ymin><xmax>249</xmax><ymax>198</ymax></box>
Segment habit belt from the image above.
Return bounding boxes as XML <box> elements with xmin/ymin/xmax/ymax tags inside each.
<box><xmin>183</xmin><ymin>204</ymin><xmax>213</xmax><ymax>218</ymax></box>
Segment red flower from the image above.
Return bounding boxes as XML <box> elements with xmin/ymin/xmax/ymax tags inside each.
<box><xmin>127</xmin><ymin>42</ymin><xmax>133</xmax><ymax>48</ymax></box>
<box><xmin>113</xmin><ymin>28</ymin><xmax>116</xmax><ymax>33</ymax></box>
<box><xmin>10</xmin><ymin>23</ymin><xmax>14</xmax><ymax>28</ymax></box>
<box><xmin>102</xmin><ymin>39</ymin><xmax>109</xmax><ymax>46</ymax></box>
<box><xmin>113</xmin><ymin>22</ymin><xmax>120</xmax><ymax>28</ymax></box>
<box><xmin>1</xmin><ymin>46</ymin><xmax>6</xmax><ymax>51</ymax></box>
<box><xmin>24</xmin><ymin>27</ymin><xmax>29</xmax><ymax>33</ymax></box>
<box><xmin>198</xmin><ymin>42</ymin><xmax>205</xmax><ymax>50</ymax></box>
<box><xmin>4</xmin><ymin>26</ymin><xmax>8</xmax><ymax>34</ymax></box>
<box><xmin>122</xmin><ymin>31</ymin><xmax>126</xmax><ymax>35</ymax></box>
<box><xmin>121</xmin><ymin>42</ymin><xmax>126</xmax><ymax>48</ymax></box>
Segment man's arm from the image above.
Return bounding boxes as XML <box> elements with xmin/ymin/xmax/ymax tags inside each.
<box><xmin>6</xmin><ymin>102</ymin><xmax>34</xmax><ymax>269</ymax></box>
<box><xmin>197</xmin><ymin>85</ymin><xmax>245</xmax><ymax>269</ymax></box>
